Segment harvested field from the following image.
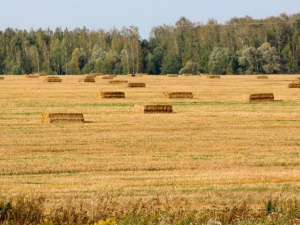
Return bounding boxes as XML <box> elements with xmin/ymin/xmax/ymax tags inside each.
<box><xmin>163</xmin><ymin>92</ymin><xmax>193</xmax><ymax>98</ymax></box>
<box><xmin>41</xmin><ymin>113</ymin><xmax>84</xmax><ymax>123</ymax></box>
<box><xmin>134</xmin><ymin>104</ymin><xmax>173</xmax><ymax>113</ymax></box>
<box><xmin>248</xmin><ymin>93</ymin><xmax>274</xmax><ymax>101</ymax></box>
<box><xmin>1</xmin><ymin>74</ymin><xmax>300</xmax><ymax>217</ymax></box>
<box><xmin>126</xmin><ymin>82</ymin><xmax>146</xmax><ymax>87</ymax></box>
<box><xmin>98</xmin><ymin>91</ymin><xmax>125</xmax><ymax>98</ymax></box>
<box><xmin>207</xmin><ymin>75</ymin><xmax>220</xmax><ymax>79</ymax></box>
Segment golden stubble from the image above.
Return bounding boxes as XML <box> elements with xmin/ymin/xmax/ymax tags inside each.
<box><xmin>0</xmin><ymin>74</ymin><xmax>300</xmax><ymax>209</ymax></box>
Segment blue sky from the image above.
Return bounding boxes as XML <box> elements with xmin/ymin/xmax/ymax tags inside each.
<box><xmin>1</xmin><ymin>0</ymin><xmax>299</xmax><ymax>39</ymax></box>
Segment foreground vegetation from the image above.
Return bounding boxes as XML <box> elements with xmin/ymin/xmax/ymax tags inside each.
<box><xmin>1</xmin><ymin>195</ymin><xmax>300</xmax><ymax>224</ymax></box>
<box><xmin>1</xmin><ymin>13</ymin><xmax>300</xmax><ymax>75</ymax></box>
<box><xmin>1</xmin><ymin>75</ymin><xmax>300</xmax><ymax>224</ymax></box>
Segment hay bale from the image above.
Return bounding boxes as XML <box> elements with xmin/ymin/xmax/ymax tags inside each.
<box><xmin>0</xmin><ymin>77</ymin><xmax>4</xmax><ymax>80</ymax></box>
<box><xmin>84</xmin><ymin>74</ymin><xmax>96</xmax><ymax>79</ymax></box>
<box><xmin>126</xmin><ymin>74</ymin><xmax>135</xmax><ymax>77</ymax></box>
<box><xmin>163</xmin><ymin>92</ymin><xmax>193</xmax><ymax>99</ymax></box>
<box><xmin>41</xmin><ymin>113</ymin><xmax>84</xmax><ymax>124</ymax></box>
<box><xmin>287</xmin><ymin>83</ymin><xmax>300</xmax><ymax>88</ymax></box>
<box><xmin>102</xmin><ymin>75</ymin><xmax>114</xmax><ymax>79</ymax></box>
<box><xmin>134</xmin><ymin>105</ymin><xmax>173</xmax><ymax>114</ymax></box>
<box><xmin>98</xmin><ymin>91</ymin><xmax>125</xmax><ymax>98</ymax></box>
<box><xmin>36</xmin><ymin>72</ymin><xmax>47</xmax><ymax>76</ymax></box>
<box><xmin>166</xmin><ymin>74</ymin><xmax>178</xmax><ymax>77</ymax></box>
<box><xmin>256</xmin><ymin>75</ymin><xmax>268</xmax><ymax>79</ymax></box>
<box><xmin>25</xmin><ymin>74</ymin><xmax>39</xmax><ymax>78</ymax></box>
<box><xmin>249</xmin><ymin>93</ymin><xmax>274</xmax><ymax>102</ymax></box>
<box><xmin>182</xmin><ymin>74</ymin><xmax>190</xmax><ymax>76</ymax></box>
<box><xmin>125</xmin><ymin>83</ymin><xmax>146</xmax><ymax>88</ymax></box>
<box><xmin>207</xmin><ymin>75</ymin><xmax>220</xmax><ymax>79</ymax></box>
<box><xmin>44</xmin><ymin>77</ymin><xmax>62</xmax><ymax>82</ymax></box>
<box><xmin>108</xmin><ymin>80</ymin><xmax>128</xmax><ymax>84</ymax></box>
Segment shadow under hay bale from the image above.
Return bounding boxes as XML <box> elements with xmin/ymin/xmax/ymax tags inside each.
<box><xmin>256</xmin><ymin>75</ymin><xmax>268</xmax><ymax>79</ymax></box>
<box><xmin>287</xmin><ymin>83</ymin><xmax>300</xmax><ymax>88</ymax></box>
<box><xmin>134</xmin><ymin>105</ymin><xmax>173</xmax><ymax>114</ymax></box>
<box><xmin>0</xmin><ymin>77</ymin><xmax>4</xmax><ymax>80</ymax></box>
<box><xmin>125</xmin><ymin>83</ymin><xmax>146</xmax><ymax>88</ymax></box>
<box><xmin>98</xmin><ymin>91</ymin><xmax>125</xmax><ymax>98</ymax></box>
<box><xmin>207</xmin><ymin>75</ymin><xmax>220</xmax><ymax>79</ymax></box>
<box><xmin>108</xmin><ymin>80</ymin><xmax>128</xmax><ymax>84</ymax></box>
<box><xmin>44</xmin><ymin>77</ymin><xmax>62</xmax><ymax>82</ymax></box>
<box><xmin>163</xmin><ymin>92</ymin><xmax>193</xmax><ymax>99</ymax></box>
<box><xmin>166</xmin><ymin>74</ymin><xmax>178</xmax><ymax>77</ymax></box>
<box><xmin>249</xmin><ymin>93</ymin><xmax>274</xmax><ymax>102</ymax></box>
<box><xmin>41</xmin><ymin>113</ymin><xmax>84</xmax><ymax>124</ymax></box>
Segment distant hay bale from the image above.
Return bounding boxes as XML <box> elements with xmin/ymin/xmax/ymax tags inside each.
<box><xmin>25</xmin><ymin>74</ymin><xmax>39</xmax><ymax>78</ymax></box>
<box><xmin>36</xmin><ymin>72</ymin><xmax>47</xmax><ymax>76</ymax></box>
<box><xmin>287</xmin><ymin>83</ymin><xmax>300</xmax><ymax>88</ymax></box>
<box><xmin>102</xmin><ymin>75</ymin><xmax>114</xmax><ymax>79</ymax></box>
<box><xmin>108</xmin><ymin>80</ymin><xmax>128</xmax><ymax>84</ymax></box>
<box><xmin>84</xmin><ymin>74</ymin><xmax>96</xmax><ymax>79</ymax></box>
<box><xmin>44</xmin><ymin>77</ymin><xmax>62</xmax><ymax>82</ymax></box>
<box><xmin>256</xmin><ymin>75</ymin><xmax>268</xmax><ymax>79</ymax></box>
<box><xmin>0</xmin><ymin>77</ymin><xmax>4</xmax><ymax>80</ymax></box>
<box><xmin>89</xmin><ymin>73</ymin><xmax>102</xmax><ymax>76</ymax></box>
<box><xmin>249</xmin><ymin>93</ymin><xmax>274</xmax><ymax>102</ymax></box>
<box><xmin>126</xmin><ymin>74</ymin><xmax>134</xmax><ymax>77</ymax></box>
<box><xmin>79</xmin><ymin>78</ymin><xmax>95</xmax><ymax>82</ymax></box>
<box><xmin>125</xmin><ymin>82</ymin><xmax>146</xmax><ymax>88</ymax></box>
<box><xmin>98</xmin><ymin>91</ymin><xmax>125</xmax><ymax>98</ymax></box>
<box><xmin>182</xmin><ymin>74</ymin><xmax>192</xmax><ymax>76</ymax></box>
<box><xmin>207</xmin><ymin>75</ymin><xmax>220</xmax><ymax>79</ymax></box>
<box><xmin>163</xmin><ymin>92</ymin><xmax>193</xmax><ymax>99</ymax></box>
<box><xmin>41</xmin><ymin>113</ymin><xmax>84</xmax><ymax>124</ymax></box>
<box><xmin>134</xmin><ymin>105</ymin><xmax>173</xmax><ymax>114</ymax></box>
<box><xmin>166</xmin><ymin>74</ymin><xmax>178</xmax><ymax>77</ymax></box>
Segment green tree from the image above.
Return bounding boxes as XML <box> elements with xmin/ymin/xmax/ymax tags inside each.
<box><xmin>161</xmin><ymin>52</ymin><xmax>181</xmax><ymax>74</ymax></box>
<box><xmin>179</xmin><ymin>60</ymin><xmax>198</xmax><ymax>74</ymax></box>
<box><xmin>208</xmin><ymin>47</ymin><xmax>233</xmax><ymax>74</ymax></box>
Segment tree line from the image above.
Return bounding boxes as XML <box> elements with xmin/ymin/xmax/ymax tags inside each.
<box><xmin>1</xmin><ymin>13</ymin><xmax>300</xmax><ymax>75</ymax></box>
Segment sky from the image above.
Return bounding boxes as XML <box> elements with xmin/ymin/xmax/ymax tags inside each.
<box><xmin>1</xmin><ymin>0</ymin><xmax>300</xmax><ymax>39</ymax></box>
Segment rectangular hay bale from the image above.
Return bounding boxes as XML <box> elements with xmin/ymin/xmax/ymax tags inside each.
<box><xmin>98</xmin><ymin>91</ymin><xmax>125</xmax><ymax>98</ymax></box>
<box><xmin>108</xmin><ymin>80</ymin><xmax>128</xmax><ymax>84</ymax></box>
<box><xmin>249</xmin><ymin>93</ymin><xmax>274</xmax><ymax>102</ymax></box>
<box><xmin>256</xmin><ymin>75</ymin><xmax>268</xmax><ymax>79</ymax></box>
<box><xmin>44</xmin><ymin>77</ymin><xmax>62</xmax><ymax>82</ymax></box>
<box><xmin>163</xmin><ymin>92</ymin><xmax>193</xmax><ymax>98</ymax></box>
<box><xmin>0</xmin><ymin>77</ymin><xmax>4</xmax><ymax>80</ymax></box>
<box><xmin>134</xmin><ymin>105</ymin><xmax>173</xmax><ymax>114</ymax></box>
<box><xmin>287</xmin><ymin>83</ymin><xmax>300</xmax><ymax>88</ymax></box>
<box><xmin>25</xmin><ymin>74</ymin><xmax>39</xmax><ymax>78</ymax></box>
<box><xmin>166</xmin><ymin>74</ymin><xmax>178</xmax><ymax>77</ymax></box>
<box><xmin>207</xmin><ymin>75</ymin><xmax>220</xmax><ymax>79</ymax></box>
<box><xmin>102</xmin><ymin>75</ymin><xmax>114</xmax><ymax>79</ymax></box>
<box><xmin>126</xmin><ymin>83</ymin><xmax>146</xmax><ymax>88</ymax></box>
<box><xmin>41</xmin><ymin>113</ymin><xmax>84</xmax><ymax>124</ymax></box>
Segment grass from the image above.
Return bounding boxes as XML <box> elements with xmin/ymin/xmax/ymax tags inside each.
<box><xmin>0</xmin><ymin>75</ymin><xmax>300</xmax><ymax>223</ymax></box>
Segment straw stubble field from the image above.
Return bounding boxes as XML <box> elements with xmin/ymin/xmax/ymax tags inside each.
<box><xmin>1</xmin><ymin>75</ymin><xmax>300</xmax><ymax>212</ymax></box>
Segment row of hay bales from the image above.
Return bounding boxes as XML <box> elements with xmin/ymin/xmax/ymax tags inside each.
<box><xmin>40</xmin><ymin>91</ymin><xmax>276</xmax><ymax>124</ymax></box>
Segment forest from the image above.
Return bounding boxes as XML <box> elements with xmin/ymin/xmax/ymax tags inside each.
<box><xmin>0</xmin><ymin>13</ymin><xmax>300</xmax><ymax>75</ymax></box>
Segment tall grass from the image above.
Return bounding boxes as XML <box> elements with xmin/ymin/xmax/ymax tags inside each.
<box><xmin>1</xmin><ymin>195</ymin><xmax>300</xmax><ymax>224</ymax></box>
